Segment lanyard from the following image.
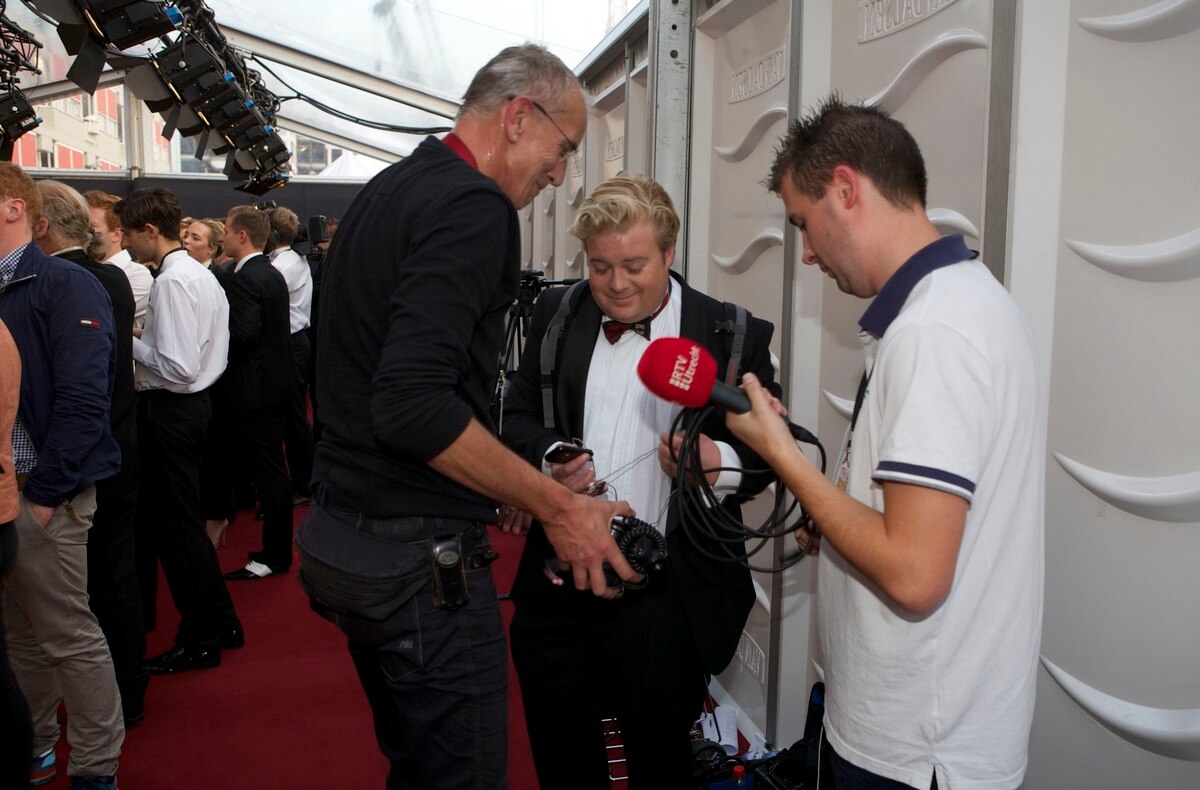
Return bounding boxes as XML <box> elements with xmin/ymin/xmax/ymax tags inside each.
<box><xmin>850</xmin><ymin>368</ymin><xmax>872</xmax><ymax>432</ymax></box>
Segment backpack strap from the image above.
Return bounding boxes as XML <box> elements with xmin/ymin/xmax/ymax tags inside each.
<box><xmin>540</xmin><ymin>280</ymin><xmax>588</xmax><ymax>429</ymax></box>
<box><xmin>717</xmin><ymin>301</ymin><xmax>748</xmax><ymax>387</ymax></box>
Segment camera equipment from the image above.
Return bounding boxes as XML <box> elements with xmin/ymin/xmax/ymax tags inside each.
<box><xmin>293</xmin><ymin>214</ymin><xmax>328</xmax><ymax>257</ymax></box>
<box><xmin>491</xmin><ymin>269</ymin><xmax>581</xmax><ymax>428</ymax></box>
<box><xmin>543</xmin><ymin>514</ymin><xmax>668</xmax><ymax>593</ymax></box>
<box><xmin>604</xmin><ymin>515</ymin><xmax>667</xmax><ymax>589</ymax></box>
<box><xmin>251</xmin><ymin>201</ymin><xmax>326</xmax><ymax>257</ymax></box>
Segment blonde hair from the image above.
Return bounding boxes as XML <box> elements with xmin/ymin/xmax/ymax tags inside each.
<box><xmin>570</xmin><ymin>175</ymin><xmax>679</xmax><ymax>252</ymax></box>
<box><xmin>190</xmin><ymin>218</ymin><xmax>225</xmax><ymax>261</ymax></box>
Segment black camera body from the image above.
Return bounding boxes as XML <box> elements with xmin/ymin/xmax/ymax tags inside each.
<box><xmin>252</xmin><ymin>200</ymin><xmax>327</xmax><ymax>257</ymax></box>
<box><xmin>605</xmin><ymin>515</ymin><xmax>668</xmax><ymax>588</ymax></box>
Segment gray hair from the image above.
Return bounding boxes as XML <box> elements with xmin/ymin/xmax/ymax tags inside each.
<box><xmin>459</xmin><ymin>43</ymin><xmax>584</xmax><ymax>119</ymax></box>
<box><xmin>37</xmin><ymin>180</ymin><xmax>107</xmax><ymax>262</ymax></box>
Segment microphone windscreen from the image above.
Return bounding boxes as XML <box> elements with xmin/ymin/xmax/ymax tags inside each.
<box><xmin>637</xmin><ymin>337</ymin><xmax>717</xmax><ymax>408</ymax></box>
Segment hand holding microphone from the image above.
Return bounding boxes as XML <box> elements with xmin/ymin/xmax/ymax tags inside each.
<box><xmin>636</xmin><ymin>337</ymin><xmax>805</xmax><ymax>464</ymax></box>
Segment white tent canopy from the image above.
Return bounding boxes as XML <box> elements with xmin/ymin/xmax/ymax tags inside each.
<box><xmin>12</xmin><ymin>0</ymin><xmax>643</xmax><ymax>170</ymax></box>
<box><xmin>316</xmin><ymin>151</ymin><xmax>388</xmax><ymax>180</ymax></box>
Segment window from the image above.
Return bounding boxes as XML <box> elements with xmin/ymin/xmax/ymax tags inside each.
<box><xmin>29</xmin><ymin>88</ymin><xmax>129</xmax><ymax>171</ymax></box>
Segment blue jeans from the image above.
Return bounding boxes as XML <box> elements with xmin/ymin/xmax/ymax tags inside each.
<box><xmin>829</xmin><ymin>743</ymin><xmax>937</xmax><ymax>790</ymax></box>
<box><xmin>298</xmin><ymin>498</ymin><xmax>508</xmax><ymax>789</ymax></box>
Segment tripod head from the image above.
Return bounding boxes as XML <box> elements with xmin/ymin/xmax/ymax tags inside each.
<box><xmin>517</xmin><ymin>270</ymin><xmax>581</xmax><ymax>311</ymax></box>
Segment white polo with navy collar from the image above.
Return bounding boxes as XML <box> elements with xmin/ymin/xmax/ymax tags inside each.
<box><xmin>819</xmin><ymin>235</ymin><xmax>1045</xmax><ymax>790</ymax></box>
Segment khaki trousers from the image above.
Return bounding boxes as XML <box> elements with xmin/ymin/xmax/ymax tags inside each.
<box><xmin>1</xmin><ymin>486</ymin><xmax>124</xmax><ymax>777</ymax></box>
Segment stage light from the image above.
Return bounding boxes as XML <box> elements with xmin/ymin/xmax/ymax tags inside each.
<box><xmin>153</xmin><ymin>33</ymin><xmax>232</xmax><ymax>106</ymax></box>
<box><xmin>0</xmin><ymin>90</ymin><xmax>40</xmax><ymax>158</ymax></box>
<box><xmin>0</xmin><ymin>8</ymin><xmax>44</xmax><ymax>160</ymax></box>
<box><xmin>34</xmin><ymin>1</ymin><xmax>184</xmax><ymax>94</ymax></box>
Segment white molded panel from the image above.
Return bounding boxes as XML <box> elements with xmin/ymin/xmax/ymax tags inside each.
<box><xmin>1022</xmin><ymin>0</ymin><xmax>1200</xmax><ymax>784</ymax></box>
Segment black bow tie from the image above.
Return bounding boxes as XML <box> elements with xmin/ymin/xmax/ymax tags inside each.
<box><xmin>601</xmin><ymin>285</ymin><xmax>673</xmax><ymax>345</ymax></box>
<box><xmin>602</xmin><ymin>319</ymin><xmax>650</xmax><ymax>344</ymax></box>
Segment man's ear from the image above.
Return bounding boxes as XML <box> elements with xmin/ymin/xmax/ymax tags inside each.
<box><xmin>663</xmin><ymin>241</ymin><xmax>676</xmax><ymax>269</ymax></box>
<box><xmin>502</xmin><ymin>96</ymin><xmax>530</xmax><ymax>144</ymax></box>
<box><xmin>828</xmin><ymin>164</ymin><xmax>860</xmax><ymax>210</ymax></box>
<box><xmin>3</xmin><ymin>197</ymin><xmax>26</xmax><ymax>224</ymax></box>
<box><xmin>34</xmin><ymin>216</ymin><xmax>48</xmax><ymax>239</ymax></box>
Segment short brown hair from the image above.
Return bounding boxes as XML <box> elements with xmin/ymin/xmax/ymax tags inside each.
<box><xmin>114</xmin><ymin>187</ymin><xmax>182</xmax><ymax>240</ymax></box>
<box><xmin>83</xmin><ymin>190</ymin><xmax>121</xmax><ymax>232</ymax></box>
<box><xmin>768</xmin><ymin>95</ymin><xmax>927</xmax><ymax>209</ymax></box>
<box><xmin>269</xmin><ymin>206</ymin><xmax>300</xmax><ymax>246</ymax></box>
<box><xmin>0</xmin><ymin>162</ymin><xmax>42</xmax><ymax>229</ymax></box>
<box><xmin>570</xmin><ymin>175</ymin><xmax>680</xmax><ymax>252</ymax></box>
<box><xmin>226</xmin><ymin>205</ymin><xmax>271</xmax><ymax>248</ymax></box>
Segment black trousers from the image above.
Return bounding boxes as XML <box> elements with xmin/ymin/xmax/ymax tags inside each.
<box><xmin>228</xmin><ymin>404</ymin><xmax>292</xmax><ymax>571</ymax></box>
<box><xmin>135</xmin><ymin>390</ymin><xmax>240</xmax><ymax>649</ymax></box>
<box><xmin>828</xmin><ymin>743</ymin><xmax>938</xmax><ymax>790</ymax></box>
<box><xmin>199</xmin><ymin>402</ymin><xmax>236</xmax><ymax>523</ymax></box>
<box><xmin>87</xmin><ymin>446</ymin><xmax>148</xmax><ymax>718</ymax></box>
<box><xmin>284</xmin><ymin>331</ymin><xmax>315</xmax><ymax>496</ymax></box>
<box><xmin>510</xmin><ymin>568</ymin><xmax>707</xmax><ymax>790</ymax></box>
<box><xmin>299</xmin><ymin>498</ymin><xmax>508</xmax><ymax>789</ymax></box>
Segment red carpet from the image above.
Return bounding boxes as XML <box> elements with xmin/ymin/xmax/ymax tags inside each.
<box><xmin>42</xmin><ymin>505</ymin><xmax>539</xmax><ymax>789</ymax></box>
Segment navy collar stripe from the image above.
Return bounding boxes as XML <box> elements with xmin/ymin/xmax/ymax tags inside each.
<box><xmin>859</xmin><ymin>234</ymin><xmax>977</xmax><ymax>337</ymax></box>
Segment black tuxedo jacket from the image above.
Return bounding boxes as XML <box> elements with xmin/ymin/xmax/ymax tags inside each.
<box><xmin>214</xmin><ymin>254</ymin><xmax>293</xmax><ymax>413</ymax></box>
<box><xmin>502</xmin><ymin>272</ymin><xmax>779</xmax><ymax>674</ymax></box>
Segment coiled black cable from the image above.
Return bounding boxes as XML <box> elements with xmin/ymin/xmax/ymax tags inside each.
<box><xmin>665</xmin><ymin>406</ymin><xmax>826</xmax><ymax>573</ymax></box>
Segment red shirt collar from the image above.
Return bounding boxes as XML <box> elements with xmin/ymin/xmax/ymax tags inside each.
<box><xmin>442</xmin><ymin>133</ymin><xmax>478</xmax><ymax>170</ymax></box>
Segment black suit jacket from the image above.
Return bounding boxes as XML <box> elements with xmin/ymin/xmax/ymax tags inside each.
<box><xmin>502</xmin><ymin>272</ymin><xmax>779</xmax><ymax>674</ymax></box>
<box><xmin>215</xmin><ymin>255</ymin><xmax>293</xmax><ymax>413</ymax></box>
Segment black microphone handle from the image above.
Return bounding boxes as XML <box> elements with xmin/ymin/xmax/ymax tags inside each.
<box><xmin>708</xmin><ymin>381</ymin><xmax>751</xmax><ymax>414</ymax></box>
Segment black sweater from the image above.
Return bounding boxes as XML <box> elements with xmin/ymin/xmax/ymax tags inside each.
<box><xmin>312</xmin><ymin>136</ymin><xmax>520</xmax><ymax>519</ymax></box>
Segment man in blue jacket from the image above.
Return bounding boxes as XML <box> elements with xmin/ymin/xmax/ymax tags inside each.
<box><xmin>0</xmin><ymin>163</ymin><xmax>124</xmax><ymax>789</ymax></box>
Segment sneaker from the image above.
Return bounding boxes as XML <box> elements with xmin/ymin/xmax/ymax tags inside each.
<box><xmin>30</xmin><ymin>748</ymin><xmax>56</xmax><ymax>786</ymax></box>
<box><xmin>69</xmin><ymin>775</ymin><xmax>117</xmax><ymax>790</ymax></box>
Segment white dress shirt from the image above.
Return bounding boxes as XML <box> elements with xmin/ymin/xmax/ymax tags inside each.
<box><xmin>269</xmin><ymin>246</ymin><xmax>313</xmax><ymax>333</ymax></box>
<box><xmin>106</xmin><ymin>248</ymin><xmax>153</xmax><ymax>330</ymax></box>
<box><xmin>132</xmin><ymin>248</ymin><xmax>230</xmax><ymax>393</ymax></box>
<box><xmin>543</xmin><ymin>285</ymin><xmax>741</xmax><ymax>532</ymax></box>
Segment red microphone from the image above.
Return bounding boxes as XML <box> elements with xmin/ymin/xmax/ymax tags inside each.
<box><xmin>636</xmin><ymin>337</ymin><xmax>751</xmax><ymax>413</ymax></box>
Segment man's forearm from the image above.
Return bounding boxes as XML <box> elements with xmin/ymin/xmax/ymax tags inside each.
<box><xmin>768</xmin><ymin>442</ymin><xmax>963</xmax><ymax>614</ymax></box>
<box><xmin>427</xmin><ymin>418</ymin><xmax>574</xmax><ymax>521</ymax></box>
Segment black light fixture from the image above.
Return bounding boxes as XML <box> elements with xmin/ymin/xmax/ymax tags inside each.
<box><xmin>0</xmin><ymin>90</ymin><xmax>40</xmax><ymax>158</ymax></box>
<box><xmin>33</xmin><ymin>0</ymin><xmax>183</xmax><ymax>93</ymax></box>
<box><xmin>0</xmin><ymin>6</ymin><xmax>43</xmax><ymax>160</ymax></box>
<box><xmin>152</xmin><ymin>32</ymin><xmax>232</xmax><ymax>107</ymax></box>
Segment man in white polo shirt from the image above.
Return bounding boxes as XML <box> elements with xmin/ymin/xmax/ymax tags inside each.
<box><xmin>728</xmin><ymin>97</ymin><xmax>1045</xmax><ymax>790</ymax></box>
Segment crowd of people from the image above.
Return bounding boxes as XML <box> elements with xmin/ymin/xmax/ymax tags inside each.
<box><xmin>0</xmin><ymin>167</ymin><xmax>337</xmax><ymax>789</ymax></box>
<box><xmin>0</xmin><ymin>39</ymin><xmax>1045</xmax><ymax>790</ymax></box>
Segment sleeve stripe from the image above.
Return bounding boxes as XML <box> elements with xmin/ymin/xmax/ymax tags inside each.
<box><xmin>874</xmin><ymin>461</ymin><xmax>976</xmax><ymax>500</ymax></box>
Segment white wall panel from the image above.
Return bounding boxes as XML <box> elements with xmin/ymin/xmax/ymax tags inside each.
<box><xmin>1020</xmin><ymin>0</ymin><xmax>1200</xmax><ymax>785</ymax></box>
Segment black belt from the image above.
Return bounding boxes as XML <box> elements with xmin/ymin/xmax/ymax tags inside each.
<box><xmin>138</xmin><ymin>388</ymin><xmax>206</xmax><ymax>401</ymax></box>
<box><xmin>313</xmin><ymin>485</ymin><xmax>496</xmax><ymax>568</ymax></box>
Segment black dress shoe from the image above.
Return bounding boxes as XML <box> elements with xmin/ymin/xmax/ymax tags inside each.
<box><xmin>220</xmin><ymin>624</ymin><xmax>245</xmax><ymax>649</ymax></box>
<box><xmin>142</xmin><ymin>645</ymin><xmax>221</xmax><ymax>675</ymax></box>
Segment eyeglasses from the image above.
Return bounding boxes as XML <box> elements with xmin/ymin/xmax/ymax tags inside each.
<box><xmin>530</xmin><ymin>99</ymin><xmax>577</xmax><ymax>162</ymax></box>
